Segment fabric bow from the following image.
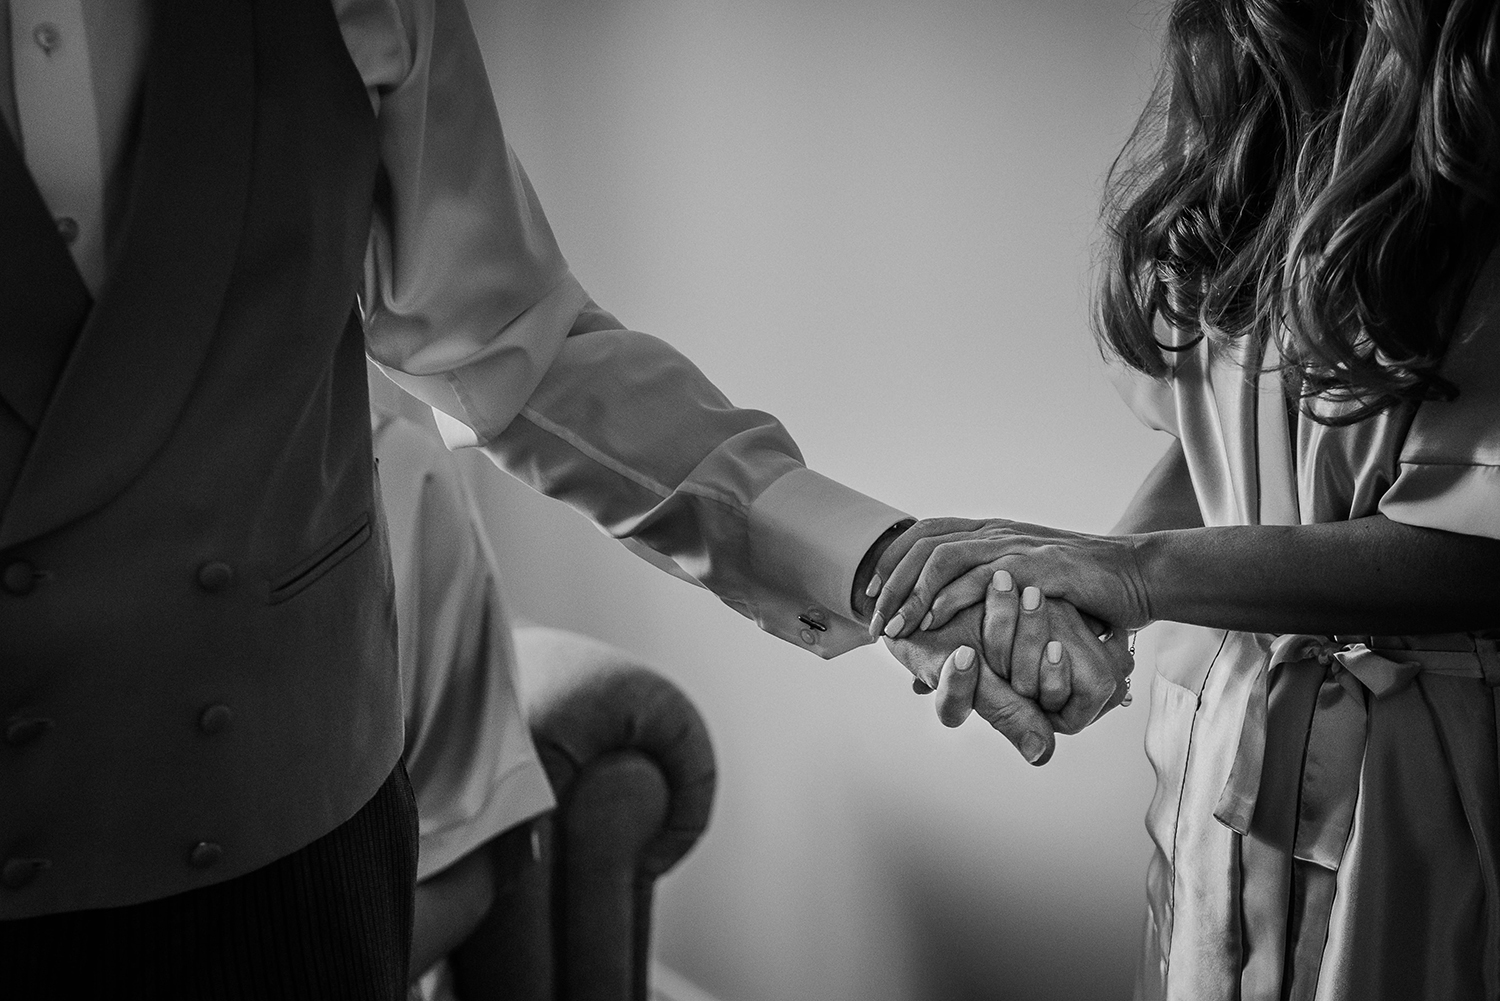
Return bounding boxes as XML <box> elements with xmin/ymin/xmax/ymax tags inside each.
<box><xmin>1211</xmin><ymin>634</ymin><xmax>1476</xmax><ymax>870</ymax></box>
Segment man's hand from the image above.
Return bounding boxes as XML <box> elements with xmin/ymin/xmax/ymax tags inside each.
<box><xmin>884</xmin><ymin>604</ymin><xmax>1058</xmax><ymax>765</ymax></box>
<box><xmin>887</xmin><ymin>581</ymin><xmax>1134</xmax><ymax>760</ymax></box>
<box><xmin>975</xmin><ymin>572</ymin><xmax>1133</xmax><ymax>735</ymax></box>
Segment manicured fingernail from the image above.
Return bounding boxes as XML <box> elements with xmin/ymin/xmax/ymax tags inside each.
<box><xmin>883</xmin><ymin>612</ymin><xmax>906</xmax><ymax>638</ymax></box>
<box><xmin>869</xmin><ymin>613</ymin><xmax>885</xmax><ymax>639</ymax></box>
<box><xmin>991</xmin><ymin>569</ymin><xmax>1013</xmax><ymax>593</ymax></box>
<box><xmin>865</xmin><ymin>573</ymin><xmax>882</xmax><ymax>598</ymax></box>
<box><xmin>1022</xmin><ymin>733</ymin><xmax>1047</xmax><ymax>764</ymax></box>
<box><xmin>954</xmin><ymin>646</ymin><xmax>976</xmax><ymax>671</ymax></box>
<box><xmin>1022</xmin><ymin>586</ymin><xmax>1042</xmax><ymax>611</ymax></box>
<box><xmin>920</xmin><ymin>611</ymin><xmax>934</xmax><ymax>631</ymax></box>
<box><xmin>1046</xmin><ymin>640</ymin><xmax>1062</xmax><ymax>664</ymax></box>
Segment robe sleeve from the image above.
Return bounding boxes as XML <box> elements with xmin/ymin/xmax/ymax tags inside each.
<box><xmin>1379</xmin><ymin>250</ymin><xmax>1500</xmax><ymax>540</ymax></box>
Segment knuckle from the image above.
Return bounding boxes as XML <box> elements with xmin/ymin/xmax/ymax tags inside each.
<box><xmin>1053</xmin><ymin>713</ymin><xmax>1085</xmax><ymax>736</ymax></box>
<box><xmin>1071</xmin><ymin>685</ymin><xmax>1108</xmax><ymax>714</ymax></box>
<box><xmin>980</xmin><ymin>699</ymin><xmax>1026</xmax><ymax>730</ymax></box>
<box><xmin>1080</xmin><ymin>674</ymin><xmax>1115</xmax><ymax>701</ymax></box>
<box><xmin>928</xmin><ymin>542</ymin><xmax>965</xmax><ymax>574</ymax></box>
<box><xmin>1010</xmin><ymin>672</ymin><xmax>1037</xmax><ymax>697</ymax></box>
<box><xmin>905</xmin><ymin>580</ymin><xmax>933</xmax><ymax>610</ymax></box>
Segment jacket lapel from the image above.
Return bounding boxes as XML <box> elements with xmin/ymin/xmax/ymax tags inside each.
<box><xmin>0</xmin><ymin>123</ymin><xmax>92</xmax><ymax>432</ymax></box>
<box><xmin>0</xmin><ymin>0</ymin><xmax>255</xmax><ymax>548</ymax></box>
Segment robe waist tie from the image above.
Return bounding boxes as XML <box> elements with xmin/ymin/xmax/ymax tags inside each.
<box><xmin>1213</xmin><ymin>634</ymin><xmax>1500</xmax><ymax>870</ymax></box>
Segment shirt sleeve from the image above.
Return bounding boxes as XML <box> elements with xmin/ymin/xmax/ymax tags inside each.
<box><xmin>1378</xmin><ymin>250</ymin><xmax>1500</xmax><ymax>540</ymax></box>
<box><xmin>359</xmin><ymin>0</ymin><xmax>907</xmax><ymax>656</ymax></box>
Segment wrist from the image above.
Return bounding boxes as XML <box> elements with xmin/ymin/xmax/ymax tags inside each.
<box><xmin>1125</xmin><ymin>530</ymin><xmax>1168</xmax><ymax>626</ymax></box>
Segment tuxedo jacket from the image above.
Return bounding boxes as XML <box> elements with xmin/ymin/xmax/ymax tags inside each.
<box><xmin>0</xmin><ymin>0</ymin><xmax>915</xmax><ymax>920</ymax></box>
<box><xmin>0</xmin><ymin>0</ymin><xmax>402</xmax><ymax>917</ymax></box>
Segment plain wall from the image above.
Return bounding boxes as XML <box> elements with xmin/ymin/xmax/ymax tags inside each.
<box><xmin>455</xmin><ymin>2</ymin><xmax>1173</xmax><ymax>998</ymax></box>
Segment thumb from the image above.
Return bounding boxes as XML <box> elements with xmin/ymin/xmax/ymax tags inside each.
<box><xmin>973</xmin><ymin>667</ymin><xmax>1056</xmax><ymax>766</ymax></box>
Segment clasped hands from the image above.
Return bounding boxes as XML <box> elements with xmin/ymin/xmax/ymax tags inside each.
<box><xmin>865</xmin><ymin>518</ymin><xmax>1149</xmax><ymax>764</ymax></box>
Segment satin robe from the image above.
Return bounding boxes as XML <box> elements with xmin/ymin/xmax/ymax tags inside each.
<box><xmin>1113</xmin><ymin>252</ymin><xmax>1500</xmax><ymax>1001</ymax></box>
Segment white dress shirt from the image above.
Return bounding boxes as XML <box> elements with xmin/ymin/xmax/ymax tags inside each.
<box><xmin>1</xmin><ymin>0</ymin><xmax>908</xmax><ymax>653</ymax></box>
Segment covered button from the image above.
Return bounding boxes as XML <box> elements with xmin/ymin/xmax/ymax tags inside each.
<box><xmin>2</xmin><ymin>857</ymin><xmax>50</xmax><ymax>889</ymax></box>
<box><xmin>5</xmin><ymin>716</ymin><xmax>52</xmax><ymax>747</ymax></box>
<box><xmin>189</xmin><ymin>841</ymin><xmax>224</xmax><ymax>869</ymax></box>
<box><xmin>198</xmin><ymin>704</ymin><xmax>233</xmax><ymax>735</ymax></box>
<box><xmin>196</xmin><ymin>561</ymin><xmax>235</xmax><ymax>593</ymax></box>
<box><xmin>2</xmin><ymin>561</ymin><xmax>36</xmax><ymax>596</ymax></box>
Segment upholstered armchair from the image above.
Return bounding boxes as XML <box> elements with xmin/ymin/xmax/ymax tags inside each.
<box><xmin>445</xmin><ymin>625</ymin><xmax>717</xmax><ymax>1001</ymax></box>
<box><xmin>369</xmin><ymin>376</ymin><xmax>716</xmax><ymax>1001</ymax></box>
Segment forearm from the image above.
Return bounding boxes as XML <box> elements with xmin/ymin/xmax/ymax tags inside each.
<box><xmin>1112</xmin><ymin>439</ymin><xmax>1202</xmax><ymax>535</ymax></box>
<box><xmin>1136</xmin><ymin>515</ymin><xmax>1500</xmax><ymax>635</ymax></box>
<box><xmin>477</xmin><ymin>314</ymin><xmax>908</xmax><ymax>655</ymax></box>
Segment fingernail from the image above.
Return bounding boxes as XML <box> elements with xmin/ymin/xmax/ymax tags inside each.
<box><xmin>1022</xmin><ymin>586</ymin><xmax>1042</xmax><ymax>611</ymax></box>
<box><xmin>954</xmin><ymin>646</ymin><xmax>976</xmax><ymax>671</ymax></box>
<box><xmin>869</xmin><ymin>613</ymin><xmax>885</xmax><ymax>639</ymax></box>
<box><xmin>883</xmin><ymin>612</ymin><xmax>906</xmax><ymax>638</ymax></box>
<box><xmin>920</xmin><ymin>611</ymin><xmax>934</xmax><ymax>631</ymax></box>
<box><xmin>1046</xmin><ymin>640</ymin><xmax>1062</xmax><ymax>664</ymax></box>
<box><xmin>865</xmin><ymin>573</ymin><xmax>882</xmax><ymax>599</ymax></box>
<box><xmin>1022</xmin><ymin>733</ymin><xmax>1047</xmax><ymax>764</ymax></box>
<box><xmin>991</xmin><ymin>569</ymin><xmax>1013</xmax><ymax>593</ymax></box>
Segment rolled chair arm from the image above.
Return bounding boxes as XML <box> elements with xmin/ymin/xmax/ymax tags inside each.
<box><xmin>515</xmin><ymin>626</ymin><xmax>716</xmax><ymax>1001</ymax></box>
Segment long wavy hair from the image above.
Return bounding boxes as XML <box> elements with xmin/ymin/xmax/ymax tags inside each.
<box><xmin>1097</xmin><ymin>0</ymin><xmax>1500</xmax><ymax>423</ymax></box>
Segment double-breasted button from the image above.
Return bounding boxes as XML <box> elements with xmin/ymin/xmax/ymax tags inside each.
<box><xmin>799</xmin><ymin>629</ymin><xmax>817</xmax><ymax>645</ymax></box>
<box><xmin>5</xmin><ymin>716</ymin><xmax>52</xmax><ymax>747</ymax></box>
<box><xmin>2</xmin><ymin>857</ymin><xmax>50</xmax><ymax>890</ymax></box>
<box><xmin>198</xmin><ymin>704</ymin><xmax>233</xmax><ymax>735</ymax></box>
<box><xmin>196</xmin><ymin>561</ymin><xmax>235</xmax><ymax>593</ymax></box>
<box><xmin>189</xmin><ymin>842</ymin><xmax>224</xmax><ymax>869</ymax></box>
<box><xmin>2</xmin><ymin>561</ymin><xmax>36</xmax><ymax>595</ymax></box>
<box><xmin>32</xmin><ymin>23</ymin><xmax>61</xmax><ymax>55</ymax></box>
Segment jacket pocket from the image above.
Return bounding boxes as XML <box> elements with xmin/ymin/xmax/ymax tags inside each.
<box><xmin>268</xmin><ymin>512</ymin><xmax>371</xmax><ymax>605</ymax></box>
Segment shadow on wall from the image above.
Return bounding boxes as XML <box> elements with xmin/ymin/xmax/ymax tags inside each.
<box><xmin>891</xmin><ymin>847</ymin><xmax>1139</xmax><ymax>1001</ymax></box>
<box><xmin>455</xmin><ymin>0</ymin><xmax>1171</xmax><ymax>998</ymax></box>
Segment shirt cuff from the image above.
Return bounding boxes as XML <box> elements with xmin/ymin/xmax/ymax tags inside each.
<box><xmin>749</xmin><ymin>467</ymin><xmax>911</xmax><ymax>627</ymax></box>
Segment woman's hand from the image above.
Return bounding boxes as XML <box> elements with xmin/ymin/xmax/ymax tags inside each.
<box><xmin>867</xmin><ymin>517</ymin><xmax>1153</xmax><ymax>642</ymax></box>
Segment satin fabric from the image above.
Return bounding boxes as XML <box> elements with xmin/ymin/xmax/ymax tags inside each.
<box><xmin>371</xmin><ymin>406</ymin><xmax>554</xmax><ymax>884</ymax></box>
<box><xmin>1115</xmin><ymin>252</ymin><xmax>1500</xmax><ymax>1000</ymax></box>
